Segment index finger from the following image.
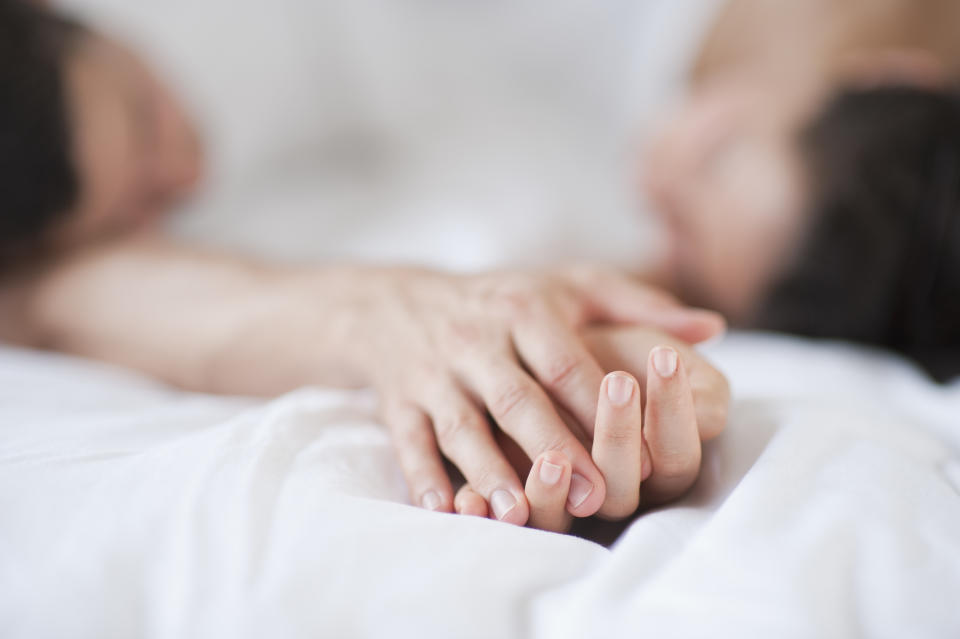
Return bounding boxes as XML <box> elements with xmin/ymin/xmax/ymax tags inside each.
<box><xmin>460</xmin><ymin>354</ymin><xmax>607</xmax><ymax>519</ymax></box>
<box><xmin>512</xmin><ymin>315</ymin><xmax>606</xmax><ymax>438</ymax></box>
<box><xmin>566</xmin><ymin>268</ymin><xmax>727</xmax><ymax>344</ymax></box>
<box><xmin>583</xmin><ymin>326</ymin><xmax>730</xmax><ymax>441</ymax></box>
<box><xmin>642</xmin><ymin>346</ymin><xmax>702</xmax><ymax>505</ymax></box>
<box><xmin>592</xmin><ymin>372</ymin><xmax>643</xmax><ymax>520</ymax></box>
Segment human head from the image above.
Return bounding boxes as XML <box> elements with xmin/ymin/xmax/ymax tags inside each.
<box><xmin>0</xmin><ymin>0</ymin><xmax>80</xmax><ymax>267</ymax></box>
<box><xmin>642</xmin><ymin>80</ymin><xmax>808</xmax><ymax>322</ymax></box>
<box><xmin>756</xmin><ymin>85</ymin><xmax>960</xmax><ymax>381</ymax></box>
<box><xmin>645</xmin><ymin>82</ymin><xmax>960</xmax><ymax>381</ymax></box>
<box><xmin>0</xmin><ymin>0</ymin><xmax>201</xmax><ymax>270</ymax></box>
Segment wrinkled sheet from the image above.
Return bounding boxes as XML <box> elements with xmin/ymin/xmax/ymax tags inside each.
<box><xmin>2</xmin><ymin>334</ymin><xmax>959</xmax><ymax>638</ymax></box>
<box><xmin>11</xmin><ymin>3</ymin><xmax>960</xmax><ymax>637</ymax></box>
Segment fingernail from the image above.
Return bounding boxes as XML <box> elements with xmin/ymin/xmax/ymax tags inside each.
<box><xmin>421</xmin><ymin>491</ymin><xmax>442</xmax><ymax>511</ymax></box>
<box><xmin>567</xmin><ymin>473</ymin><xmax>594</xmax><ymax>509</ymax></box>
<box><xmin>539</xmin><ymin>460</ymin><xmax>564</xmax><ymax>486</ymax></box>
<box><xmin>653</xmin><ymin>346</ymin><xmax>678</xmax><ymax>378</ymax></box>
<box><xmin>490</xmin><ymin>489</ymin><xmax>518</xmax><ymax>520</ymax></box>
<box><xmin>605</xmin><ymin>373</ymin><xmax>635</xmax><ymax>407</ymax></box>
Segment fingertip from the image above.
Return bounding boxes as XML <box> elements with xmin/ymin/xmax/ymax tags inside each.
<box><xmin>508</xmin><ymin>492</ymin><xmax>531</xmax><ymax>526</ymax></box>
<box><xmin>593</xmin><ymin>372</ymin><xmax>644</xmax><ymax>519</ymax></box>
<box><xmin>420</xmin><ymin>490</ymin><xmax>454</xmax><ymax>513</ymax></box>
<box><xmin>671</xmin><ymin>309</ymin><xmax>727</xmax><ymax>344</ymax></box>
<box><xmin>643</xmin><ymin>344</ymin><xmax>702</xmax><ymax>504</ymax></box>
<box><xmin>385</xmin><ymin>403</ymin><xmax>457</xmax><ymax>516</ymax></box>
<box><xmin>602</xmin><ymin>371</ymin><xmax>638</xmax><ymax>408</ymax></box>
<box><xmin>697</xmin><ymin>309</ymin><xmax>727</xmax><ymax>335</ymax></box>
<box><xmin>531</xmin><ymin>450</ymin><xmax>570</xmax><ymax>487</ymax></box>
<box><xmin>651</xmin><ymin>345</ymin><xmax>680</xmax><ymax>379</ymax></box>
<box><xmin>489</xmin><ymin>488</ymin><xmax>530</xmax><ymax>526</ymax></box>
<box><xmin>527</xmin><ymin>452</ymin><xmax>574</xmax><ymax>532</ymax></box>
<box><xmin>566</xmin><ymin>470</ymin><xmax>606</xmax><ymax>518</ymax></box>
<box><xmin>455</xmin><ymin>487</ymin><xmax>489</xmax><ymax>518</ymax></box>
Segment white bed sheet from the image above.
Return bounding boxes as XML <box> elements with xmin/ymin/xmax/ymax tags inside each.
<box><xmin>7</xmin><ymin>2</ymin><xmax>959</xmax><ymax>637</ymax></box>
<box><xmin>2</xmin><ymin>335</ymin><xmax>959</xmax><ymax>638</ymax></box>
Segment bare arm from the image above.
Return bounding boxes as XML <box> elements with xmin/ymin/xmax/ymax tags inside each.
<box><xmin>0</xmin><ymin>234</ymin><xmax>729</xmax><ymax>527</ymax></box>
<box><xmin>693</xmin><ymin>0</ymin><xmax>960</xmax><ymax>89</ymax></box>
<box><xmin>2</xmin><ymin>235</ymin><xmax>369</xmax><ymax>395</ymax></box>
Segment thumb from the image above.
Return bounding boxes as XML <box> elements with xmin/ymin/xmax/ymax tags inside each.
<box><xmin>629</xmin><ymin>306</ymin><xmax>727</xmax><ymax>344</ymax></box>
<box><xmin>578</xmin><ymin>273</ymin><xmax>726</xmax><ymax>343</ymax></box>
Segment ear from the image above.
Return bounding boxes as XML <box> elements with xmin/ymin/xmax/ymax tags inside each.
<box><xmin>835</xmin><ymin>48</ymin><xmax>947</xmax><ymax>89</ymax></box>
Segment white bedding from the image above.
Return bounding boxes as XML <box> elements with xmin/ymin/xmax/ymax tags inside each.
<box><xmin>2</xmin><ymin>336</ymin><xmax>959</xmax><ymax>638</ymax></box>
<box><xmin>4</xmin><ymin>1</ymin><xmax>959</xmax><ymax>637</ymax></box>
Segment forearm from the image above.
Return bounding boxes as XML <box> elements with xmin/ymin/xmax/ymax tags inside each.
<box><xmin>10</xmin><ymin>236</ymin><xmax>371</xmax><ymax>395</ymax></box>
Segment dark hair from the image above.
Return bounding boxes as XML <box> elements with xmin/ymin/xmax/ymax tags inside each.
<box><xmin>0</xmin><ymin>0</ymin><xmax>83</xmax><ymax>269</ymax></box>
<box><xmin>756</xmin><ymin>85</ymin><xmax>960</xmax><ymax>382</ymax></box>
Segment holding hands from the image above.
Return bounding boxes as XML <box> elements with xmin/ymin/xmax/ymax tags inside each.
<box><xmin>18</xmin><ymin>237</ymin><xmax>726</xmax><ymax>531</ymax></box>
<box><xmin>358</xmin><ymin>266</ymin><xmax>729</xmax><ymax>531</ymax></box>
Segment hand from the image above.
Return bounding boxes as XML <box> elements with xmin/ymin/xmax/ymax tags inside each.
<box><xmin>355</xmin><ymin>266</ymin><xmax>724</xmax><ymax>524</ymax></box>
<box><xmin>456</xmin><ymin>326</ymin><xmax>730</xmax><ymax>532</ymax></box>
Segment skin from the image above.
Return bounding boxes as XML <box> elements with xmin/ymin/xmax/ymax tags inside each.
<box><xmin>421</xmin><ymin>0</ymin><xmax>960</xmax><ymax>529</ymax></box>
<box><xmin>480</xmin><ymin>0</ymin><xmax>960</xmax><ymax>529</ymax></box>
<box><xmin>474</xmin><ymin>344</ymin><xmax>706</xmax><ymax>531</ymax></box>
<box><xmin>53</xmin><ymin>35</ymin><xmax>202</xmax><ymax>248</ymax></box>
<box><xmin>642</xmin><ymin>81</ymin><xmax>808</xmax><ymax>322</ymax></box>
<box><xmin>0</xmin><ymin>29</ymin><xmax>731</xmax><ymax>532</ymax></box>
<box><xmin>396</xmin><ymin>1</ymin><xmax>960</xmax><ymax>530</ymax></box>
<box><xmin>643</xmin><ymin>0</ymin><xmax>960</xmax><ymax>326</ymax></box>
<box><xmin>15</xmin><ymin>240</ymin><xmax>728</xmax><ymax>530</ymax></box>
<box><xmin>374</xmin><ymin>272</ymin><xmax>728</xmax><ymax>523</ymax></box>
<box><xmin>13</xmin><ymin>0</ymin><xmax>960</xmax><ymax>535</ymax></box>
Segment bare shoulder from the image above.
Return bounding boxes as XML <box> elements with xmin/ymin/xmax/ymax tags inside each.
<box><xmin>693</xmin><ymin>0</ymin><xmax>960</xmax><ymax>86</ymax></box>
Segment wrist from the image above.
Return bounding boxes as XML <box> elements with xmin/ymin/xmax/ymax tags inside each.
<box><xmin>276</xmin><ymin>265</ymin><xmax>386</xmax><ymax>389</ymax></box>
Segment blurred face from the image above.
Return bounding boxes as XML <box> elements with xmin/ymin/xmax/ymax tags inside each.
<box><xmin>55</xmin><ymin>33</ymin><xmax>203</xmax><ymax>246</ymax></box>
<box><xmin>643</xmin><ymin>83</ymin><xmax>808</xmax><ymax>322</ymax></box>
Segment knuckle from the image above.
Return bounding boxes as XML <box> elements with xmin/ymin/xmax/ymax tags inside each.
<box><xmin>467</xmin><ymin>463</ymin><xmax>502</xmax><ymax>493</ymax></box>
<box><xmin>487</xmin><ymin>379</ymin><xmax>532</xmax><ymax>422</ymax></box>
<box><xmin>434</xmin><ymin>412</ymin><xmax>480</xmax><ymax>454</ymax></box>
<box><xmin>445</xmin><ymin>319</ymin><xmax>486</xmax><ymax>348</ymax></box>
<box><xmin>534</xmin><ymin>434</ymin><xmax>571</xmax><ymax>457</ymax></box>
<box><xmin>598</xmin><ymin>425</ymin><xmax>636</xmax><ymax>449</ymax></box>
<box><xmin>487</xmin><ymin>276</ymin><xmax>553</xmax><ymax>320</ymax></box>
<box><xmin>654</xmin><ymin>450</ymin><xmax>700</xmax><ymax>479</ymax></box>
<box><xmin>541</xmin><ymin>353</ymin><xmax>583</xmax><ymax>390</ymax></box>
<box><xmin>394</xmin><ymin>422</ymin><xmax>427</xmax><ymax>451</ymax></box>
<box><xmin>499</xmin><ymin>291</ymin><xmax>536</xmax><ymax>320</ymax></box>
<box><xmin>600</xmin><ymin>497</ymin><xmax>640</xmax><ymax>521</ymax></box>
<box><xmin>417</xmin><ymin>368</ymin><xmax>453</xmax><ymax>397</ymax></box>
<box><xmin>539</xmin><ymin>449</ymin><xmax>569</xmax><ymax>468</ymax></box>
<box><xmin>383</xmin><ymin>404</ymin><xmax>426</xmax><ymax>441</ymax></box>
